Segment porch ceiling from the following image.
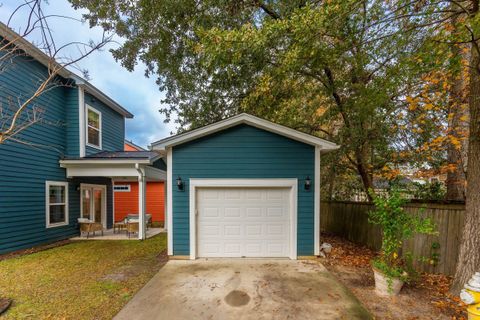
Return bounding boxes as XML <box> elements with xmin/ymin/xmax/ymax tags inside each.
<box><xmin>59</xmin><ymin>161</ymin><xmax>166</xmax><ymax>181</ymax></box>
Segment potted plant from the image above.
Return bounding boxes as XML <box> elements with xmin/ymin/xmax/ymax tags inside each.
<box><xmin>368</xmin><ymin>189</ymin><xmax>436</xmax><ymax>296</ymax></box>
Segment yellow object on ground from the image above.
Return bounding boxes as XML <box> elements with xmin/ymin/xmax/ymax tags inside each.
<box><xmin>467</xmin><ymin>304</ymin><xmax>480</xmax><ymax>320</ymax></box>
<box><xmin>461</xmin><ymin>272</ymin><xmax>480</xmax><ymax>320</ymax></box>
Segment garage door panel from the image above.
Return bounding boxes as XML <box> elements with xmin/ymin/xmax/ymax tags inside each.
<box><xmin>197</xmin><ymin>187</ymin><xmax>290</xmax><ymax>258</ymax></box>
<box><xmin>203</xmin><ymin>207</ymin><xmax>220</xmax><ymax>217</ymax></box>
<box><xmin>245</xmin><ymin>207</ymin><xmax>262</xmax><ymax>218</ymax></box>
<box><xmin>245</xmin><ymin>225</ymin><xmax>262</xmax><ymax>237</ymax></box>
<box><xmin>224</xmin><ymin>207</ymin><xmax>241</xmax><ymax>217</ymax></box>
<box><xmin>266</xmin><ymin>207</ymin><xmax>285</xmax><ymax>217</ymax></box>
<box><xmin>245</xmin><ymin>190</ymin><xmax>262</xmax><ymax>200</ymax></box>
<box><xmin>224</xmin><ymin>224</ymin><xmax>241</xmax><ymax>236</ymax></box>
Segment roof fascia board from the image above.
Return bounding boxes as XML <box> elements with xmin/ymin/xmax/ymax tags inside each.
<box><xmin>151</xmin><ymin>114</ymin><xmax>339</xmax><ymax>151</ymax></box>
<box><xmin>60</xmin><ymin>159</ymin><xmax>152</xmax><ymax>166</ymax></box>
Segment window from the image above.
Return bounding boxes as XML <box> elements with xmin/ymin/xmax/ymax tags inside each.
<box><xmin>86</xmin><ymin>105</ymin><xmax>102</xmax><ymax>148</ymax></box>
<box><xmin>46</xmin><ymin>181</ymin><xmax>69</xmax><ymax>228</ymax></box>
<box><xmin>114</xmin><ymin>184</ymin><xmax>131</xmax><ymax>192</ymax></box>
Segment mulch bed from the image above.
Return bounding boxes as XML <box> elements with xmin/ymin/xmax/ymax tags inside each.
<box><xmin>320</xmin><ymin>233</ymin><xmax>467</xmax><ymax>320</ymax></box>
<box><xmin>0</xmin><ymin>240</ymin><xmax>71</xmax><ymax>261</ymax></box>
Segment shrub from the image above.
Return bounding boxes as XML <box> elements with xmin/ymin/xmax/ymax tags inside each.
<box><xmin>368</xmin><ymin>189</ymin><xmax>437</xmax><ymax>289</ymax></box>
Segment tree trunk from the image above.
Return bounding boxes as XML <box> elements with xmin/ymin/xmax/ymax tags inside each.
<box><xmin>356</xmin><ymin>148</ymin><xmax>374</xmax><ymax>201</ymax></box>
<box><xmin>446</xmin><ymin>17</ymin><xmax>468</xmax><ymax>202</ymax></box>
<box><xmin>451</xmin><ymin>44</ymin><xmax>480</xmax><ymax>293</ymax></box>
<box><xmin>327</xmin><ymin>163</ymin><xmax>336</xmax><ymax>200</ymax></box>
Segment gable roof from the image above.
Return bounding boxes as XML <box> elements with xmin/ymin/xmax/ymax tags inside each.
<box><xmin>125</xmin><ymin>139</ymin><xmax>146</xmax><ymax>151</ymax></box>
<box><xmin>0</xmin><ymin>22</ymin><xmax>133</xmax><ymax>119</ymax></box>
<box><xmin>150</xmin><ymin>113</ymin><xmax>340</xmax><ymax>152</ymax></box>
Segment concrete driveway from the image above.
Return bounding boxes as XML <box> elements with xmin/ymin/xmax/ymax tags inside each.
<box><xmin>115</xmin><ymin>259</ymin><xmax>371</xmax><ymax>320</ymax></box>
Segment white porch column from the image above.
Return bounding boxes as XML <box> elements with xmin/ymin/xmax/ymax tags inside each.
<box><xmin>163</xmin><ymin>178</ymin><xmax>167</xmax><ymax>231</ymax></box>
<box><xmin>137</xmin><ymin>167</ymin><xmax>146</xmax><ymax>240</ymax></box>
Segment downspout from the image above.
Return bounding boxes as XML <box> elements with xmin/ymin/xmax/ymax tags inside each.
<box><xmin>135</xmin><ymin>163</ymin><xmax>146</xmax><ymax>240</ymax></box>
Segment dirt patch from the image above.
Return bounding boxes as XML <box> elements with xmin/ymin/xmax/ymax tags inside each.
<box><xmin>321</xmin><ymin>233</ymin><xmax>467</xmax><ymax>320</ymax></box>
<box><xmin>0</xmin><ymin>298</ymin><xmax>12</xmax><ymax>315</ymax></box>
<box><xmin>224</xmin><ymin>290</ymin><xmax>250</xmax><ymax>307</ymax></box>
<box><xmin>103</xmin><ymin>249</ymin><xmax>169</xmax><ymax>283</ymax></box>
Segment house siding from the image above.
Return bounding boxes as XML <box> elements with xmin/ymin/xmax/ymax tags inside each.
<box><xmin>0</xmin><ymin>54</ymin><xmax>80</xmax><ymax>253</ymax></box>
<box><xmin>0</xmin><ymin>52</ymin><xmax>120</xmax><ymax>254</ymax></box>
<box><xmin>171</xmin><ymin>124</ymin><xmax>315</xmax><ymax>256</ymax></box>
<box><xmin>65</xmin><ymin>88</ymin><xmax>79</xmax><ymax>157</ymax></box>
<box><xmin>114</xmin><ymin>181</ymin><xmax>165</xmax><ymax>223</ymax></box>
<box><xmin>84</xmin><ymin>93</ymin><xmax>124</xmax><ymax>155</ymax></box>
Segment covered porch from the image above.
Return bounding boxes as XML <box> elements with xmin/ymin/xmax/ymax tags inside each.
<box><xmin>60</xmin><ymin>151</ymin><xmax>167</xmax><ymax>240</ymax></box>
<box><xmin>70</xmin><ymin>227</ymin><xmax>165</xmax><ymax>240</ymax></box>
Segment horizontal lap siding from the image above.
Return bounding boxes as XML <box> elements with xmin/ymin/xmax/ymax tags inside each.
<box><xmin>172</xmin><ymin>124</ymin><xmax>315</xmax><ymax>256</ymax></box>
<box><xmin>0</xmin><ymin>54</ymin><xmax>80</xmax><ymax>253</ymax></box>
<box><xmin>84</xmin><ymin>93</ymin><xmax>124</xmax><ymax>155</ymax></box>
<box><xmin>114</xmin><ymin>182</ymin><xmax>165</xmax><ymax>222</ymax></box>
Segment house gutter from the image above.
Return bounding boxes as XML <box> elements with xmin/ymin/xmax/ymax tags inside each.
<box><xmin>135</xmin><ymin>163</ymin><xmax>146</xmax><ymax>240</ymax></box>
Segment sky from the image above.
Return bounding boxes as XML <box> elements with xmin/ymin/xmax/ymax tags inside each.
<box><xmin>0</xmin><ymin>0</ymin><xmax>176</xmax><ymax>149</ymax></box>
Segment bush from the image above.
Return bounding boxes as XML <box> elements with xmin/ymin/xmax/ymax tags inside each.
<box><xmin>412</xmin><ymin>181</ymin><xmax>446</xmax><ymax>201</ymax></box>
<box><xmin>368</xmin><ymin>189</ymin><xmax>437</xmax><ymax>290</ymax></box>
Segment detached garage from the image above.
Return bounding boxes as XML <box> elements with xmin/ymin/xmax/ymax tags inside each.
<box><xmin>151</xmin><ymin>113</ymin><xmax>339</xmax><ymax>259</ymax></box>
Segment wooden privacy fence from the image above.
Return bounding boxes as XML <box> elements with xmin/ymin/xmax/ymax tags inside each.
<box><xmin>320</xmin><ymin>201</ymin><xmax>465</xmax><ymax>276</ymax></box>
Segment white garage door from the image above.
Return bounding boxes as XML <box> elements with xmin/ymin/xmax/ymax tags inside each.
<box><xmin>196</xmin><ymin>187</ymin><xmax>291</xmax><ymax>258</ymax></box>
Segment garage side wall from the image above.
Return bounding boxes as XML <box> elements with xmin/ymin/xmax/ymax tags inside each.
<box><xmin>172</xmin><ymin>124</ymin><xmax>315</xmax><ymax>256</ymax></box>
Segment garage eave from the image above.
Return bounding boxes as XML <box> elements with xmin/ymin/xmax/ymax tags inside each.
<box><xmin>150</xmin><ymin>113</ymin><xmax>339</xmax><ymax>151</ymax></box>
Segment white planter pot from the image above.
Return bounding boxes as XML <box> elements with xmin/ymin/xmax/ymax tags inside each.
<box><xmin>373</xmin><ymin>268</ymin><xmax>404</xmax><ymax>296</ymax></box>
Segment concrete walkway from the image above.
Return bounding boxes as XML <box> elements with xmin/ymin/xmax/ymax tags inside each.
<box><xmin>115</xmin><ymin>259</ymin><xmax>371</xmax><ymax>320</ymax></box>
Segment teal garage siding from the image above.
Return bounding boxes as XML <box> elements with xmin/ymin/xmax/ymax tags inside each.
<box><xmin>172</xmin><ymin>124</ymin><xmax>315</xmax><ymax>256</ymax></box>
<box><xmin>0</xmin><ymin>54</ymin><xmax>81</xmax><ymax>253</ymax></box>
<box><xmin>84</xmin><ymin>93</ymin><xmax>125</xmax><ymax>155</ymax></box>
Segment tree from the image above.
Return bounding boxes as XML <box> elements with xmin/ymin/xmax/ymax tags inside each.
<box><xmin>0</xmin><ymin>0</ymin><xmax>112</xmax><ymax>145</ymax></box>
<box><xmin>70</xmin><ymin>0</ymin><xmax>430</xmax><ymax>199</ymax></box>
<box><xmin>386</xmin><ymin>0</ymin><xmax>480</xmax><ymax>293</ymax></box>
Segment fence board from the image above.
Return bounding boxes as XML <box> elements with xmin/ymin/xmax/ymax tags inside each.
<box><xmin>320</xmin><ymin>201</ymin><xmax>465</xmax><ymax>275</ymax></box>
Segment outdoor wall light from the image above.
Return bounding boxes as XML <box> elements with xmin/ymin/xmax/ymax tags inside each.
<box><xmin>304</xmin><ymin>176</ymin><xmax>311</xmax><ymax>191</ymax></box>
<box><xmin>176</xmin><ymin>176</ymin><xmax>184</xmax><ymax>191</ymax></box>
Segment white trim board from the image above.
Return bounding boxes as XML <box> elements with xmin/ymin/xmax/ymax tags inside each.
<box><xmin>166</xmin><ymin>148</ymin><xmax>173</xmax><ymax>255</ymax></box>
<box><xmin>79</xmin><ymin>87</ymin><xmax>86</xmax><ymax>157</ymax></box>
<box><xmin>314</xmin><ymin>146</ymin><xmax>321</xmax><ymax>256</ymax></box>
<box><xmin>85</xmin><ymin>104</ymin><xmax>103</xmax><ymax>150</ymax></box>
<box><xmin>188</xmin><ymin>178</ymin><xmax>298</xmax><ymax>260</ymax></box>
<box><xmin>151</xmin><ymin>113</ymin><xmax>339</xmax><ymax>151</ymax></box>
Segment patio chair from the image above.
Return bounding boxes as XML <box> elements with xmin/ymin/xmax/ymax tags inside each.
<box><xmin>113</xmin><ymin>217</ymin><xmax>128</xmax><ymax>234</ymax></box>
<box><xmin>126</xmin><ymin>213</ymin><xmax>152</xmax><ymax>230</ymax></box>
<box><xmin>78</xmin><ymin>218</ymin><xmax>103</xmax><ymax>238</ymax></box>
<box><xmin>126</xmin><ymin>221</ymin><xmax>139</xmax><ymax>238</ymax></box>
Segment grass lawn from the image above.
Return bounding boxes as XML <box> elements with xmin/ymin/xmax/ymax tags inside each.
<box><xmin>0</xmin><ymin>234</ymin><xmax>167</xmax><ymax>319</ymax></box>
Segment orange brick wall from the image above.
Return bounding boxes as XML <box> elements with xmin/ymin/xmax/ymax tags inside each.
<box><xmin>114</xmin><ymin>181</ymin><xmax>165</xmax><ymax>222</ymax></box>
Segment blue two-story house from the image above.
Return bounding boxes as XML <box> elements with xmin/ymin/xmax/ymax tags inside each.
<box><xmin>0</xmin><ymin>23</ymin><xmax>166</xmax><ymax>254</ymax></box>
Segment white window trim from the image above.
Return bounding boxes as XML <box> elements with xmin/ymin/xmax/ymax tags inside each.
<box><xmin>188</xmin><ymin>178</ymin><xmax>298</xmax><ymax>260</ymax></box>
<box><xmin>80</xmin><ymin>183</ymin><xmax>107</xmax><ymax>228</ymax></box>
<box><xmin>113</xmin><ymin>184</ymin><xmax>131</xmax><ymax>192</ymax></box>
<box><xmin>166</xmin><ymin>148</ymin><xmax>173</xmax><ymax>255</ymax></box>
<box><xmin>45</xmin><ymin>181</ymin><xmax>69</xmax><ymax>228</ymax></box>
<box><xmin>79</xmin><ymin>87</ymin><xmax>86</xmax><ymax>157</ymax></box>
<box><xmin>86</xmin><ymin>104</ymin><xmax>102</xmax><ymax>150</ymax></box>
